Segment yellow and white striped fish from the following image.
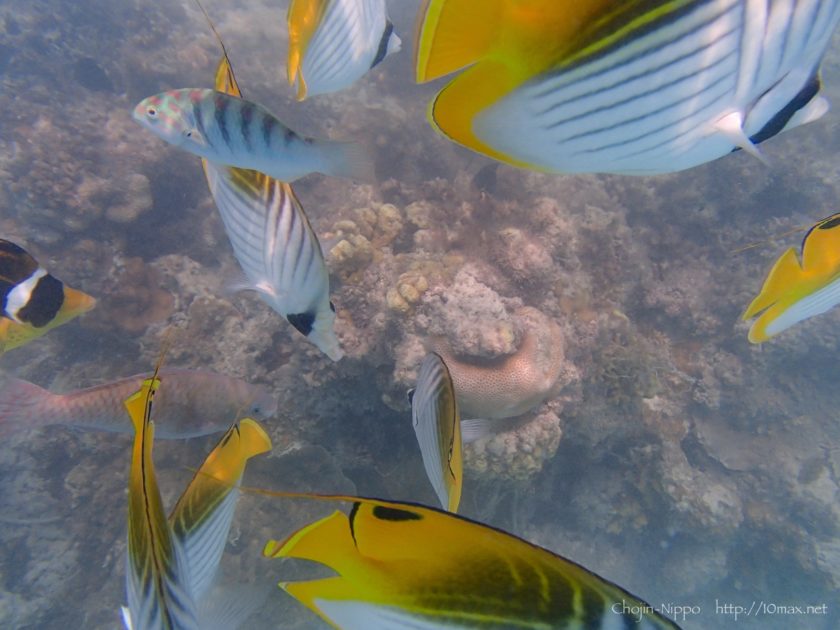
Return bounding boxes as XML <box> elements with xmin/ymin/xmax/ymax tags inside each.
<box><xmin>414</xmin><ymin>0</ymin><xmax>840</xmax><ymax>175</ymax></box>
<box><xmin>262</xmin><ymin>495</ymin><xmax>683</xmax><ymax>629</ymax></box>
<box><xmin>409</xmin><ymin>352</ymin><xmax>462</xmax><ymax>513</ymax></box>
<box><xmin>743</xmin><ymin>213</ymin><xmax>840</xmax><ymax>343</ymax></box>
<box><xmin>121</xmin><ymin>367</ymin><xmax>271</xmax><ymax>630</ymax></box>
<box><xmin>203</xmin><ymin>56</ymin><xmax>343</xmax><ymax>361</ymax></box>
<box><xmin>133</xmin><ymin>88</ymin><xmax>372</xmax><ymax>182</ymax></box>
<box><xmin>287</xmin><ymin>0</ymin><xmax>401</xmax><ymax>100</ymax></box>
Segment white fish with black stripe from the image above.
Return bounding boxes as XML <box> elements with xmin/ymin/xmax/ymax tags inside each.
<box><xmin>132</xmin><ymin>88</ymin><xmax>373</xmax><ymax>182</ymax></box>
<box><xmin>287</xmin><ymin>0</ymin><xmax>401</xmax><ymax>100</ymax></box>
<box><xmin>409</xmin><ymin>352</ymin><xmax>462</xmax><ymax>513</ymax></box>
<box><xmin>201</xmin><ymin>55</ymin><xmax>344</xmax><ymax>361</ymax></box>
<box><xmin>414</xmin><ymin>0</ymin><xmax>840</xmax><ymax>175</ymax></box>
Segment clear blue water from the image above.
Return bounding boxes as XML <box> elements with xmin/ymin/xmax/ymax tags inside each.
<box><xmin>1</xmin><ymin>1</ymin><xmax>839</xmax><ymax>628</ymax></box>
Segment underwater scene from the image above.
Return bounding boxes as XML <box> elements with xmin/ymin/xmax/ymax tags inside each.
<box><xmin>2</xmin><ymin>0</ymin><xmax>840</xmax><ymax>628</ymax></box>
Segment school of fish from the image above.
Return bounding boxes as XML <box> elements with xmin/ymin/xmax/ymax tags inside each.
<box><xmin>4</xmin><ymin>0</ymin><xmax>840</xmax><ymax>628</ymax></box>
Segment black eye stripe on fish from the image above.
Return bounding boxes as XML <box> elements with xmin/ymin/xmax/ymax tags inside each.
<box><xmin>371</xmin><ymin>505</ymin><xmax>422</xmax><ymax>522</ymax></box>
<box><xmin>287</xmin><ymin>311</ymin><xmax>315</xmax><ymax>336</ymax></box>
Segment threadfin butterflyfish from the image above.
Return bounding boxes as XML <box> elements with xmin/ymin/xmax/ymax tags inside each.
<box><xmin>261</xmin><ymin>494</ymin><xmax>682</xmax><ymax>629</ymax></box>
<box><xmin>409</xmin><ymin>352</ymin><xmax>462</xmax><ymax>513</ymax></box>
<box><xmin>192</xmin><ymin>12</ymin><xmax>343</xmax><ymax>361</ymax></box>
<box><xmin>0</xmin><ymin>239</ymin><xmax>95</xmax><ymax>354</ymax></box>
<box><xmin>121</xmin><ymin>362</ymin><xmax>271</xmax><ymax>630</ymax></box>
<box><xmin>743</xmin><ymin>213</ymin><xmax>840</xmax><ymax>343</ymax></box>
<box><xmin>287</xmin><ymin>0</ymin><xmax>401</xmax><ymax>100</ymax></box>
<box><xmin>413</xmin><ymin>0</ymin><xmax>840</xmax><ymax>175</ymax></box>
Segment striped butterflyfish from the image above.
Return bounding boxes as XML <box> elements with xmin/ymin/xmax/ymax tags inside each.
<box><xmin>743</xmin><ymin>213</ymin><xmax>840</xmax><ymax>343</ymax></box>
<box><xmin>414</xmin><ymin>0</ymin><xmax>840</xmax><ymax>175</ymax></box>
<box><xmin>201</xmin><ymin>55</ymin><xmax>343</xmax><ymax>361</ymax></box>
<box><xmin>287</xmin><ymin>0</ymin><xmax>401</xmax><ymax>100</ymax></box>
<box><xmin>409</xmin><ymin>352</ymin><xmax>462</xmax><ymax>513</ymax></box>
<box><xmin>121</xmin><ymin>366</ymin><xmax>271</xmax><ymax>630</ymax></box>
<box><xmin>262</xmin><ymin>495</ymin><xmax>683</xmax><ymax>629</ymax></box>
<box><xmin>0</xmin><ymin>239</ymin><xmax>95</xmax><ymax>354</ymax></box>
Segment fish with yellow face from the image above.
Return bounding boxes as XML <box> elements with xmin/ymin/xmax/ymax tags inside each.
<box><xmin>121</xmin><ymin>365</ymin><xmax>271</xmax><ymax>630</ymax></box>
<box><xmin>0</xmin><ymin>239</ymin><xmax>95</xmax><ymax>354</ymax></box>
<box><xmin>262</xmin><ymin>494</ymin><xmax>682</xmax><ymax>629</ymax></box>
<box><xmin>414</xmin><ymin>0</ymin><xmax>840</xmax><ymax>175</ymax></box>
<box><xmin>743</xmin><ymin>213</ymin><xmax>840</xmax><ymax>343</ymax></box>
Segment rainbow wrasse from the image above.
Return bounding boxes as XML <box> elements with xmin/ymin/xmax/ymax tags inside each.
<box><xmin>133</xmin><ymin>88</ymin><xmax>372</xmax><ymax>182</ymax></box>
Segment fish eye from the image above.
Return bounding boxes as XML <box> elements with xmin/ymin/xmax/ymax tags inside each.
<box><xmin>146</xmin><ymin>107</ymin><xmax>157</xmax><ymax>117</ymax></box>
<box><xmin>184</xmin><ymin>130</ymin><xmax>193</xmax><ymax>138</ymax></box>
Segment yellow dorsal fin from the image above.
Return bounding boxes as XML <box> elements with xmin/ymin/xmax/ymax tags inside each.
<box><xmin>742</xmin><ymin>247</ymin><xmax>803</xmax><ymax>319</ymax></box>
<box><xmin>801</xmin><ymin>213</ymin><xmax>840</xmax><ymax>275</ymax></box>
<box><xmin>287</xmin><ymin>0</ymin><xmax>330</xmax><ymax>99</ymax></box>
<box><xmin>414</xmin><ymin>0</ymin><xmax>505</xmax><ymax>83</ymax></box>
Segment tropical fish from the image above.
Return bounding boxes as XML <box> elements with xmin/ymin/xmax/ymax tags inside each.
<box><xmin>0</xmin><ymin>368</ymin><xmax>276</xmax><ymax>438</ymax></box>
<box><xmin>121</xmin><ymin>366</ymin><xmax>272</xmax><ymax>630</ymax></box>
<box><xmin>743</xmin><ymin>213</ymin><xmax>840</xmax><ymax>343</ymax></box>
<box><xmin>409</xmin><ymin>352</ymin><xmax>462</xmax><ymax>512</ymax></box>
<box><xmin>202</xmin><ymin>54</ymin><xmax>343</xmax><ymax>361</ymax></box>
<box><xmin>0</xmin><ymin>239</ymin><xmax>95</xmax><ymax>353</ymax></box>
<box><xmin>133</xmin><ymin>88</ymin><xmax>372</xmax><ymax>182</ymax></box>
<box><xmin>287</xmin><ymin>0</ymin><xmax>401</xmax><ymax>100</ymax></box>
<box><xmin>261</xmin><ymin>494</ymin><xmax>682</xmax><ymax>629</ymax></box>
<box><xmin>413</xmin><ymin>0</ymin><xmax>840</xmax><ymax>175</ymax></box>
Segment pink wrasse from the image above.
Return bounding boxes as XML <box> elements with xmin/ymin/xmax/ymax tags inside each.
<box><xmin>0</xmin><ymin>368</ymin><xmax>276</xmax><ymax>439</ymax></box>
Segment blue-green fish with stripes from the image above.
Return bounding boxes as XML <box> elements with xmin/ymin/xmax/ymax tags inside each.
<box><xmin>132</xmin><ymin>88</ymin><xmax>372</xmax><ymax>182</ymax></box>
<box><xmin>415</xmin><ymin>0</ymin><xmax>840</xmax><ymax>174</ymax></box>
<box><xmin>120</xmin><ymin>365</ymin><xmax>271</xmax><ymax>630</ymax></box>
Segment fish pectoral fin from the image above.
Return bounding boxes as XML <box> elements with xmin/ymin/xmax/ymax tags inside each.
<box><xmin>743</xmin><ymin>247</ymin><xmax>803</xmax><ymax>320</ymax></box>
<box><xmin>460</xmin><ymin>417</ymin><xmax>510</xmax><ymax>443</ymax></box>
<box><xmin>715</xmin><ymin>112</ymin><xmax>769</xmax><ymax>165</ymax></box>
<box><xmin>414</xmin><ymin>0</ymin><xmax>506</xmax><ymax>83</ymax></box>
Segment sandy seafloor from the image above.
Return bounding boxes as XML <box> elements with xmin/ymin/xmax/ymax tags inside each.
<box><xmin>2</xmin><ymin>1</ymin><xmax>840</xmax><ymax>628</ymax></box>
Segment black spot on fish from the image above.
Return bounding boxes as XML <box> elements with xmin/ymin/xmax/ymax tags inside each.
<box><xmin>406</xmin><ymin>388</ymin><xmax>415</xmax><ymax>405</ymax></box>
<box><xmin>818</xmin><ymin>215</ymin><xmax>840</xmax><ymax>230</ymax></box>
<box><xmin>372</xmin><ymin>506</ymin><xmax>422</xmax><ymax>522</ymax></box>
<box><xmin>748</xmin><ymin>73</ymin><xmax>821</xmax><ymax>146</ymax></box>
<box><xmin>73</xmin><ymin>57</ymin><xmax>114</xmax><ymax>92</ymax></box>
<box><xmin>214</xmin><ymin>93</ymin><xmax>232</xmax><ymax>147</ymax></box>
<box><xmin>371</xmin><ymin>20</ymin><xmax>395</xmax><ymax>68</ymax></box>
<box><xmin>17</xmin><ymin>274</ymin><xmax>64</xmax><ymax>327</ymax></box>
<box><xmin>287</xmin><ymin>311</ymin><xmax>315</xmax><ymax>336</ymax></box>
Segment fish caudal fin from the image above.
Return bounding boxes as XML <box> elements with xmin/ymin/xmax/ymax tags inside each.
<box><xmin>0</xmin><ymin>377</ymin><xmax>51</xmax><ymax>434</ymax></box>
<box><xmin>743</xmin><ymin>247</ymin><xmax>803</xmax><ymax>320</ymax></box>
<box><xmin>315</xmin><ymin>140</ymin><xmax>375</xmax><ymax>182</ymax></box>
<box><xmin>414</xmin><ymin>0</ymin><xmax>505</xmax><ymax>83</ymax></box>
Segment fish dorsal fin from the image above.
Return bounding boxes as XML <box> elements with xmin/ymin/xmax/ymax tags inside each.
<box><xmin>800</xmin><ymin>213</ymin><xmax>840</xmax><ymax>276</ymax></box>
<box><xmin>287</xmin><ymin>0</ymin><xmax>330</xmax><ymax>99</ymax></box>
<box><xmin>214</xmin><ymin>54</ymin><xmax>242</xmax><ymax>98</ymax></box>
<box><xmin>742</xmin><ymin>247</ymin><xmax>803</xmax><ymax>319</ymax></box>
<box><xmin>414</xmin><ymin>0</ymin><xmax>505</xmax><ymax>83</ymax></box>
<box><xmin>169</xmin><ymin>418</ymin><xmax>271</xmax><ymax>600</ymax></box>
